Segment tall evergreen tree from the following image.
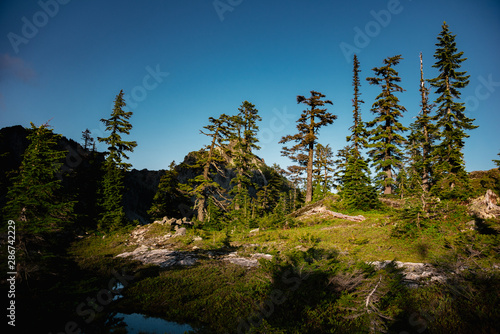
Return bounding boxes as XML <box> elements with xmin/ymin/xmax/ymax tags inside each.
<box><xmin>494</xmin><ymin>152</ymin><xmax>500</xmax><ymax>169</ymax></box>
<box><xmin>181</xmin><ymin>114</ymin><xmax>231</xmax><ymax>222</ymax></box>
<box><xmin>341</xmin><ymin>150</ymin><xmax>379</xmax><ymax>210</ymax></box>
<box><xmin>333</xmin><ymin>145</ymin><xmax>351</xmax><ymax>189</ymax></box>
<box><xmin>98</xmin><ymin>90</ymin><xmax>137</xmax><ymax>170</ymax></box>
<box><xmin>4</xmin><ymin>123</ymin><xmax>75</xmax><ymax>234</ymax></box>
<box><xmin>97</xmin><ymin>90</ymin><xmax>137</xmax><ymax>230</ymax></box>
<box><xmin>81</xmin><ymin>128</ymin><xmax>94</xmax><ymax>151</ymax></box>
<box><xmin>227</xmin><ymin>101</ymin><xmax>261</xmax><ymax>211</ymax></box>
<box><xmin>148</xmin><ymin>161</ymin><xmax>187</xmax><ymax>220</ymax></box>
<box><xmin>3</xmin><ymin>123</ymin><xmax>75</xmax><ymax>274</ymax></box>
<box><xmin>366</xmin><ymin>55</ymin><xmax>408</xmax><ymax>195</ymax></box>
<box><xmin>280</xmin><ymin>91</ymin><xmax>336</xmax><ymax>203</ymax></box>
<box><xmin>406</xmin><ymin>53</ymin><xmax>437</xmax><ymax>193</ymax></box>
<box><xmin>428</xmin><ymin>22</ymin><xmax>478</xmax><ymax>198</ymax></box>
<box><xmin>346</xmin><ymin>54</ymin><xmax>368</xmax><ymax>153</ymax></box>
<box><xmin>339</xmin><ymin>55</ymin><xmax>378</xmax><ymax>209</ymax></box>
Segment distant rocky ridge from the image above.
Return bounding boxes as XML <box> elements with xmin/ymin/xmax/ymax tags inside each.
<box><xmin>0</xmin><ymin>125</ymin><xmax>161</xmax><ymax>225</ymax></box>
<box><xmin>0</xmin><ymin>125</ymin><xmax>285</xmax><ymax>226</ymax></box>
<box><xmin>178</xmin><ymin>149</ymin><xmax>271</xmax><ymax>198</ymax></box>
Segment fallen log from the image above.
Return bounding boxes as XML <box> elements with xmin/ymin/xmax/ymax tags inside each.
<box><xmin>298</xmin><ymin>205</ymin><xmax>366</xmax><ymax>222</ymax></box>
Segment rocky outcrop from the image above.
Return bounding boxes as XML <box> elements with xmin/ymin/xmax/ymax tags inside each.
<box><xmin>223</xmin><ymin>252</ymin><xmax>273</xmax><ymax>268</ymax></box>
<box><xmin>123</xmin><ymin>169</ymin><xmax>164</xmax><ymax>224</ymax></box>
<box><xmin>176</xmin><ymin>149</ymin><xmax>275</xmax><ymax>200</ymax></box>
<box><xmin>126</xmin><ymin>218</ymin><xmax>195</xmax><ymax>247</ymax></box>
<box><xmin>117</xmin><ymin>222</ymin><xmax>273</xmax><ymax>268</ymax></box>
<box><xmin>116</xmin><ymin>245</ymin><xmax>273</xmax><ymax>269</ymax></box>
<box><xmin>369</xmin><ymin>261</ymin><xmax>446</xmax><ymax>287</ymax></box>
<box><xmin>468</xmin><ymin>189</ymin><xmax>500</xmax><ymax>220</ymax></box>
<box><xmin>116</xmin><ymin>245</ymin><xmax>197</xmax><ymax>268</ymax></box>
<box><xmin>152</xmin><ymin>216</ymin><xmax>194</xmax><ymax>229</ymax></box>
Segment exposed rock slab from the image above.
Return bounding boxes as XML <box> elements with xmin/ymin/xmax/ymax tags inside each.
<box><xmin>369</xmin><ymin>260</ymin><xmax>446</xmax><ymax>287</ymax></box>
<box><xmin>117</xmin><ymin>245</ymin><xmax>272</xmax><ymax>269</ymax></box>
<box><xmin>116</xmin><ymin>246</ymin><xmax>196</xmax><ymax>268</ymax></box>
<box><xmin>468</xmin><ymin>189</ymin><xmax>500</xmax><ymax>219</ymax></box>
<box><xmin>223</xmin><ymin>252</ymin><xmax>273</xmax><ymax>268</ymax></box>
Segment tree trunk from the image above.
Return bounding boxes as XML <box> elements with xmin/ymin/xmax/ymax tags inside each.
<box><xmin>198</xmin><ymin>131</ymin><xmax>218</xmax><ymax>222</ymax></box>
<box><xmin>197</xmin><ymin>197</ymin><xmax>206</xmax><ymax>222</ymax></box>
<box><xmin>384</xmin><ymin>168</ymin><xmax>392</xmax><ymax>195</ymax></box>
<box><xmin>323</xmin><ymin>167</ymin><xmax>328</xmax><ymax>195</ymax></box>
<box><xmin>235</xmin><ymin>169</ymin><xmax>242</xmax><ymax>211</ymax></box>
<box><xmin>306</xmin><ymin>143</ymin><xmax>314</xmax><ymax>202</ymax></box>
<box><xmin>420</xmin><ymin>53</ymin><xmax>430</xmax><ymax>193</ymax></box>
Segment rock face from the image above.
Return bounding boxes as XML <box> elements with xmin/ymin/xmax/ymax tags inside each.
<box><xmin>369</xmin><ymin>261</ymin><xmax>446</xmax><ymax>287</ymax></box>
<box><xmin>223</xmin><ymin>252</ymin><xmax>273</xmax><ymax>268</ymax></box>
<box><xmin>122</xmin><ymin>169</ymin><xmax>164</xmax><ymax>224</ymax></box>
<box><xmin>152</xmin><ymin>216</ymin><xmax>195</xmax><ymax>229</ymax></box>
<box><xmin>175</xmin><ymin>227</ymin><xmax>187</xmax><ymax>236</ymax></box>
<box><xmin>118</xmin><ymin>222</ymin><xmax>273</xmax><ymax>269</ymax></box>
<box><xmin>116</xmin><ymin>246</ymin><xmax>197</xmax><ymax>268</ymax></box>
<box><xmin>468</xmin><ymin>189</ymin><xmax>500</xmax><ymax>219</ymax></box>
<box><xmin>0</xmin><ymin>126</ymin><xmax>31</xmax><ymax>210</ymax></box>
<box><xmin>126</xmin><ymin>217</ymin><xmax>195</xmax><ymax>247</ymax></box>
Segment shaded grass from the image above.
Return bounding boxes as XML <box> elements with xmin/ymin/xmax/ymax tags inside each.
<box><xmin>116</xmin><ymin>261</ymin><xmax>271</xmax><ymax>333</ymax></box>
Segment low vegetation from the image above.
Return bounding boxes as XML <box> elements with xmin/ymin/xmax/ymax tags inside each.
<box><xmin>61</xmin><ymin>196</ymin><xmax>500</xmax><ymax>333</ymax></box>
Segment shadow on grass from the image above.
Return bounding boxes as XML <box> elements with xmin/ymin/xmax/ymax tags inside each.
<box><xmin>223</xmin><ymin>246</ymin><xmax>500</xmax><ymax>334</ymax></box>
<box><xmin>11</xmin><ymin>228</ymin><xmax>499</xmax><ymax>334</ymax></box>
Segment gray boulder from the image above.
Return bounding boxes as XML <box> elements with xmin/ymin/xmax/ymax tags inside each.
<box><xmin>175</xmin><ymin>227</ymin><xmax>187</xmax><ymax>236</ymax></box>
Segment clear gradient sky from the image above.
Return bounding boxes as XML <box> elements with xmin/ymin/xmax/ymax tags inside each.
<box><xmin>1</xmin><ymin>0</ymin><xmax>499</xmax><ymax>172</ymax></box>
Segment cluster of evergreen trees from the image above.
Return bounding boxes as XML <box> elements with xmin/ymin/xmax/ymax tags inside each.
<box><xmin>150</xmin><ymin>101</ymin><xmax>295</xmax><ymax>229</ymax></box>
<box><xmin>3</xmin><ymin>89</ymin><xmax>137</xmax><ymax>263</ymax></box>
<box><xmin>4</xmin><ymin>22</ymin><xmax>500</xmax><ymax>247</ymax></box>
<box><xmin>151</xmin><ymin>22</ymin><xmax>483</xmax><ymax>223</ymax></box>
<box><xmin>278</xmin><ymin>22</ymin><xmax>482</xmax><ymax>213</ymax></box>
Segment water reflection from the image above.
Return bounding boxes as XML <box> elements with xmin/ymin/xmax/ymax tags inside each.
<box><xmin>108</xmin><ymin>313</ymin><xmax>194</xmax><ymax>334</ymax></box>
<box><xmin>112</xmin><ymin>282</ymin><xmax>124</xmax><ymax>301</ymax></box>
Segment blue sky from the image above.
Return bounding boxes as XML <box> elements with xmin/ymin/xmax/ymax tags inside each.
<box><xmin>1</xmin><ymin>0</ymin><xmax>499</xmax><ymax>172</ymax></box>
